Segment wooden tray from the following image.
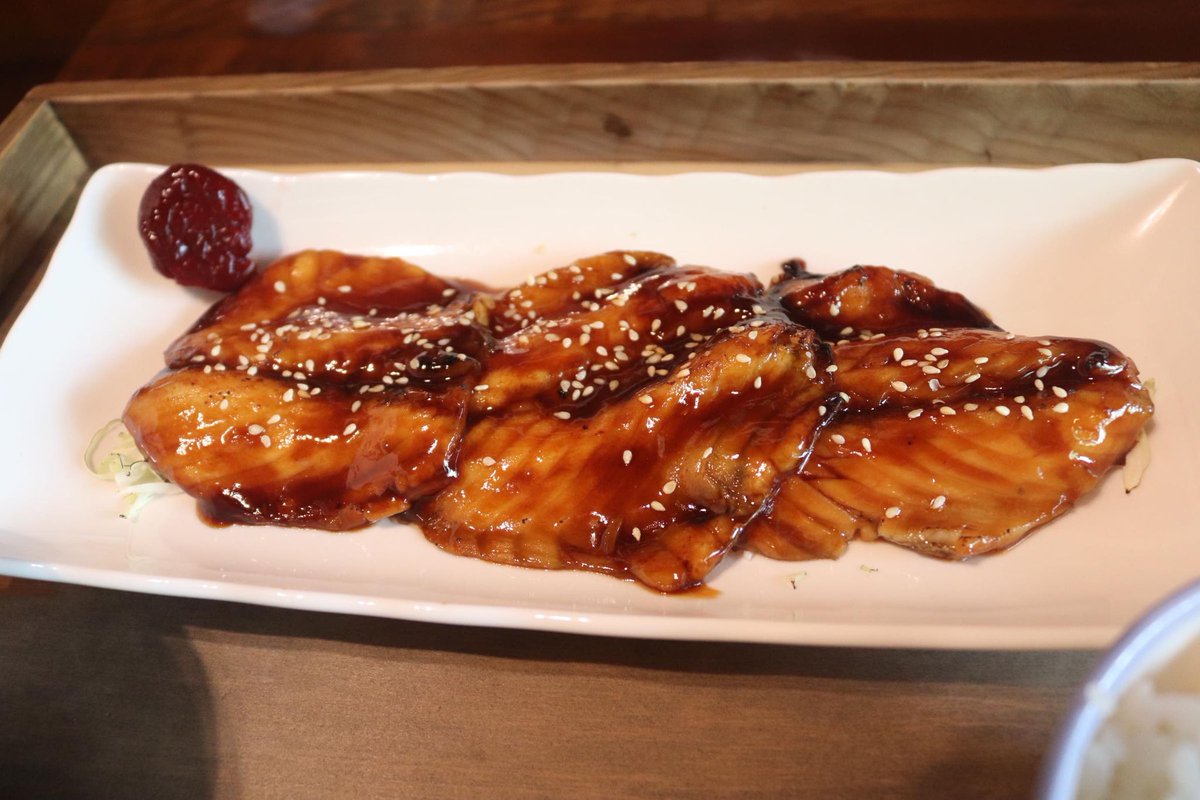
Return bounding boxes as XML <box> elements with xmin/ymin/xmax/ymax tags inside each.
<box><xmin>2</xmin><ymin>62</ymin><xmax>1198</xmax><ymax>799</ymax></box>
<box><xmin>3</xmin><ymin>61</ymin><xmax>1200</xmax><ymax>332</ymax></box>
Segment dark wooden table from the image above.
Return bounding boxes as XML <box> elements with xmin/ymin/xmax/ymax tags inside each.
<box><xmin>5</xmin><ymin>2</ymin><xmax>1197</xmax><ymax>798</ymax></box>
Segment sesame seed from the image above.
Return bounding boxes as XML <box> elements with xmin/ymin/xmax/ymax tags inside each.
<box><xmin>922</xmin><ymin>365</ymin><xmax>941</xmax><ymax>375</ymax></box>
<box><xmin>1053</xmin><ymin>402</ymin><xmax>1070</xmax><ymax>413</ymax></box>
<box><xmin>631</xmin><ymin>527</ymin><xmax>642</xmax><ymax>541</ymax></box>
<box><xmin>662</xmin><ymin>480</ymin><xmax>677</xmax><ymax>495</ymax></box>
<box><xmin>891</xmin><ymin>380</ymin><xmax>908</xmax><ymax>392</ymax></box>
<box><xmin>862</xmin><ymin>437</ymin><xmax>873</xmax><ymax>453</ymax></box>
<box><xmin>650</xmin><ymin>501</ymin><xmax>666</xmax><ymax>512</ymax></box>
<box><xmin>1038</xmin><ymin>339</ymin><xmax>1052</xmax><ymax>346</ymax></box>
<box><xmin>267</xmin><ymin>414</ymin><xmax>281</xmax><ymax>424</ymax></box>
<box><xmin>901</xmin><ymin>359</ymin><xmax>918</xmax><ymax>367</ymax></box>
<box><xmin>736</xmin><ymin>354</ymin><xmax>752</xmax><ymax>364</ymax></box>
<box><xmin>260</xmin><ymin>435</ymin><xmax>272</xmax><ymax>448</ymax></box>
<box><xmin>1052</xmin><ymin>386</ymin><xmax>1068</xmax><ymax>398</ymax></box>
<box><xmin>273</xmin><ymin>280</ymin><xmax>287</xmax><ymax>293</ymax></box>
<box><xmin>818</xmin><ymin>405</ymin><xmax>827</xmax><ymax>415</ymax></box>
<box><xmin>841</xmin><ymin>326</ymin><xmax>855</xmax><ymax>336</ymax></box>
<box><xmin>931</xmin><ymin>495</ymin><xmax>946</xmax><ymax>510</ymax></box>
<box><xmin>753</xmin><ymin>376</ymin><xmax>762</xmax><ymax>389</ymax></box>
<box><xmin>623</xmin><ymin>254</ymin><xmax>637</xmax><ymax>266</ymax></box>
<box><xmin>805</xmin><ymin>365</ymin><xmax>817</xmax><ymax>380</ymax></box>
<box><xmin>283</xmin><ymin>389</ymin><xmax>295</xmax><ymax>402</ymax></box>
<box><xmin>219</xmin><ymin>398</ymin><xmax>230</xmax><ymax>410</ymax></box>
<box><xmin>1036</xmin><ymin>366</ymin><xmax>1049</xmax><ymax>379</ymax></box>
<box><xmin>481</xmin><ymin>456</ymin><xmax>496</xmax><ymax>466</ymax></box>
<box><xmin>829</xmin><ymin>302</ymin><xmax>841</xmax><ymax>317</ymax></box>
<box><xmin>638</xmin><ymin>394</ymin><xmax>653</xmax><ymax>405</ymax></box>
<box><xmin>907</xmin><ymin>408</ymin><xmax>923</xmax><ymax>419</ymax></box>
<box><xmin>1005</xmin><ymin>333</ymin><xmax>1016</xmax><ymax>340</ymax></box>
<box><xmin>939</xmin><ymin>406</ymin><xmax>957</xmax><ymax>415</ymax></box>
<box><xmin>931</xmin><ymin>348</ymin><xmax>948</xmax><ymax>356</ymax></box>
<box><xmin>350</xmin><ymin>400</ymin><xmax>362</xmax><ymax>412</ymax></box>
<box><xmin>622</xmin><ymin>450</ymin><xmax>633</xmax><ymax>465</ymax></box>
<box><xmin>893</xmin><ymin>347</ymin><xmax>904</xmax><ymax>361</ymax></box>
<box><xmin>1034</xmin><ymin>378</ymin><xmax>1045</xmax><ymax>391</ymax></box>
<box><xmin>974</xmin><ymin>356</ymin><xmax>989</xmax><ymax>365</ymax></box>
<box><xmin>996</xmin><ymin>405</ymin><xmax>1010</xmax><ymax>416</ymax></box>
<box><xmin>474</xmin><ymin>384</ymin><xmax>490</xmax><ymax>391</ymax></box>
<box><xmin>839</xmin><ymin>391</ymin><xmax>851</xmax><ymax>402</ymax></box>
<box><xmin>248</xmin><ymin>424</ymin><xmax>265</xmax><ymax>435</ymax></box>
<box><xmin>210</xmin><ymin>345</ymin><xmax>221</xmax><ymax>357</ymax></box>
<box><xmin>884</xmin><ymin>506</ymin><xmax>901</xmax><ymax>519</ymax></box>
<box><xmin>674</xmin><ymin>300</ymin><xmax>688</xmax><ymax>313</ymax></box>
<box><xmin>702</xmin><ymin>446</ymin><xmax>714</xmax><ymax>458</ymax></box>
<box><xmin>343</xmin><ymin>423</ymin><xmax>357</xmax><ymax>436</ymax></box>
<box><xmin>1021</xmin><ymin>405</ymin><xmax>1034</xmax><ymax>421</ymax></box>
<box><xmin>554</xmin><ymin>411</ymin><xmax>571</xmax><ymax>420</ymax></box>
<box><xmin>1015</xmin><ymin>395</ymin><xmax>1026</xmax><ymax>403</ymax></box>
<box><xmin>337</xmin><ymin>285</ymin><xmax>352</xmax><ymax>293</ymax></box>
<box><xmin>1038</xmin><ymin>348</ymin><xmax>1053</xmax><ymax>357</ymax></box>
<box><xmin>831</xmin><ymin>434</ymin><xmax>846</xmax><ymax>444</ymax></box>
<box><xmin>964</xmin><ymin>403</ymin><xmax>978</xmax><ymax>411</ymax></box>
<box><xmin>825</xmin><ymin>364</ymin><xmax>838</xmax><ymax>373</ymax></box>
<box><xmin>964</xmin><ymin>373</ymin><xmax>981</xmax><ymax>384</ymax></box>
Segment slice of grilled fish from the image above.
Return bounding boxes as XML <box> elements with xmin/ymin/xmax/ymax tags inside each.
<box><xmin>416</xmin><ymin>320</ymin><xmax>834</xmax><ymax>592</ymax></box>
<box><xmin>124</xmin><ymin>250</ymin><xmax>483</xmax><ymax>529</ymax></box>
<box><xmin>744</xmin><ymin>266</ymin><xmax>1153</xmax><ymax>560</ymax></box>
<box><xmin>415</xmin><ymin>254</ymin><xmax>836</xmax><ymax>592</ymax></box>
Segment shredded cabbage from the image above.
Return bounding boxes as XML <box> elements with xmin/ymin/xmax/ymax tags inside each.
<box><xmin>85</xmin><ymin>419</ymin><xmax>180</xmax><ymax>519</ymax></box>
<box><xmin>1123</xmin><ymin>378</ymin><xmax>1156</xmax><ymax>494</ymax></box>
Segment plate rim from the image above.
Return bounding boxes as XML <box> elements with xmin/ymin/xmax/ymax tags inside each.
<box><xmin>2</xmin><ymin>158</ymin><xmax>1194</xmax><ymax>650</ymax></box>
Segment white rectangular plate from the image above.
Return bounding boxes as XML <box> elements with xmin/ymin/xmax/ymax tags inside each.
<box><xmin>2</xmin><ymin>161</ymin><xmax>1198</xmax><ymax>649</ymax></box>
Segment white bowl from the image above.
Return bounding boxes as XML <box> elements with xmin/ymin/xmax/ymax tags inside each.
<box><xmin>1039</xmin><ymin>578</ymin><xmax>1200</xmax><ymax>799</ymax></box>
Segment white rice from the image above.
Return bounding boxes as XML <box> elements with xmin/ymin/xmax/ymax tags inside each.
<box><xmin>1079</xmin><ymin>637</ymin><xmax>1200</xmax><ymax>799</ymax></box>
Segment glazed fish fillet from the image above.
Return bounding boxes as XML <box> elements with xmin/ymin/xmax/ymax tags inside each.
<box><xmin>122</xmin><ymin>249</ymin><xmax>1153</xmax><ymax>589</ymax></box>
<box><xmin>124</xmin><ymin>250</ymin><xmax>483</xmax><ymax>529</ymax></box>
<box><xmin>415</xmin><ymin>255</ymin><xmax>836</xmax><ymax>592</ymax></box>
<box><xmin>743</xmin><ymin>265</ymin><xmax>1153</xmax><ymax>560</ymax></box>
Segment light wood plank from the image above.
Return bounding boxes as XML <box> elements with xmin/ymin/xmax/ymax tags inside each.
<box><xmin>33</xmin><ymin>63</ymin><xmax>1200</xmax><ymax>168</ymax></box>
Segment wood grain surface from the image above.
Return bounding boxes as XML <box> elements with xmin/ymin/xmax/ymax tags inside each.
<box><xmin>32</xmin><ymin>62</ymin><xmax>1200</xmax><ymax>168</ymax></box>
<box><xmin>0</xmin><ymin>582</ymin><xmax>1099</xmax><ymax>800</ymax></box>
